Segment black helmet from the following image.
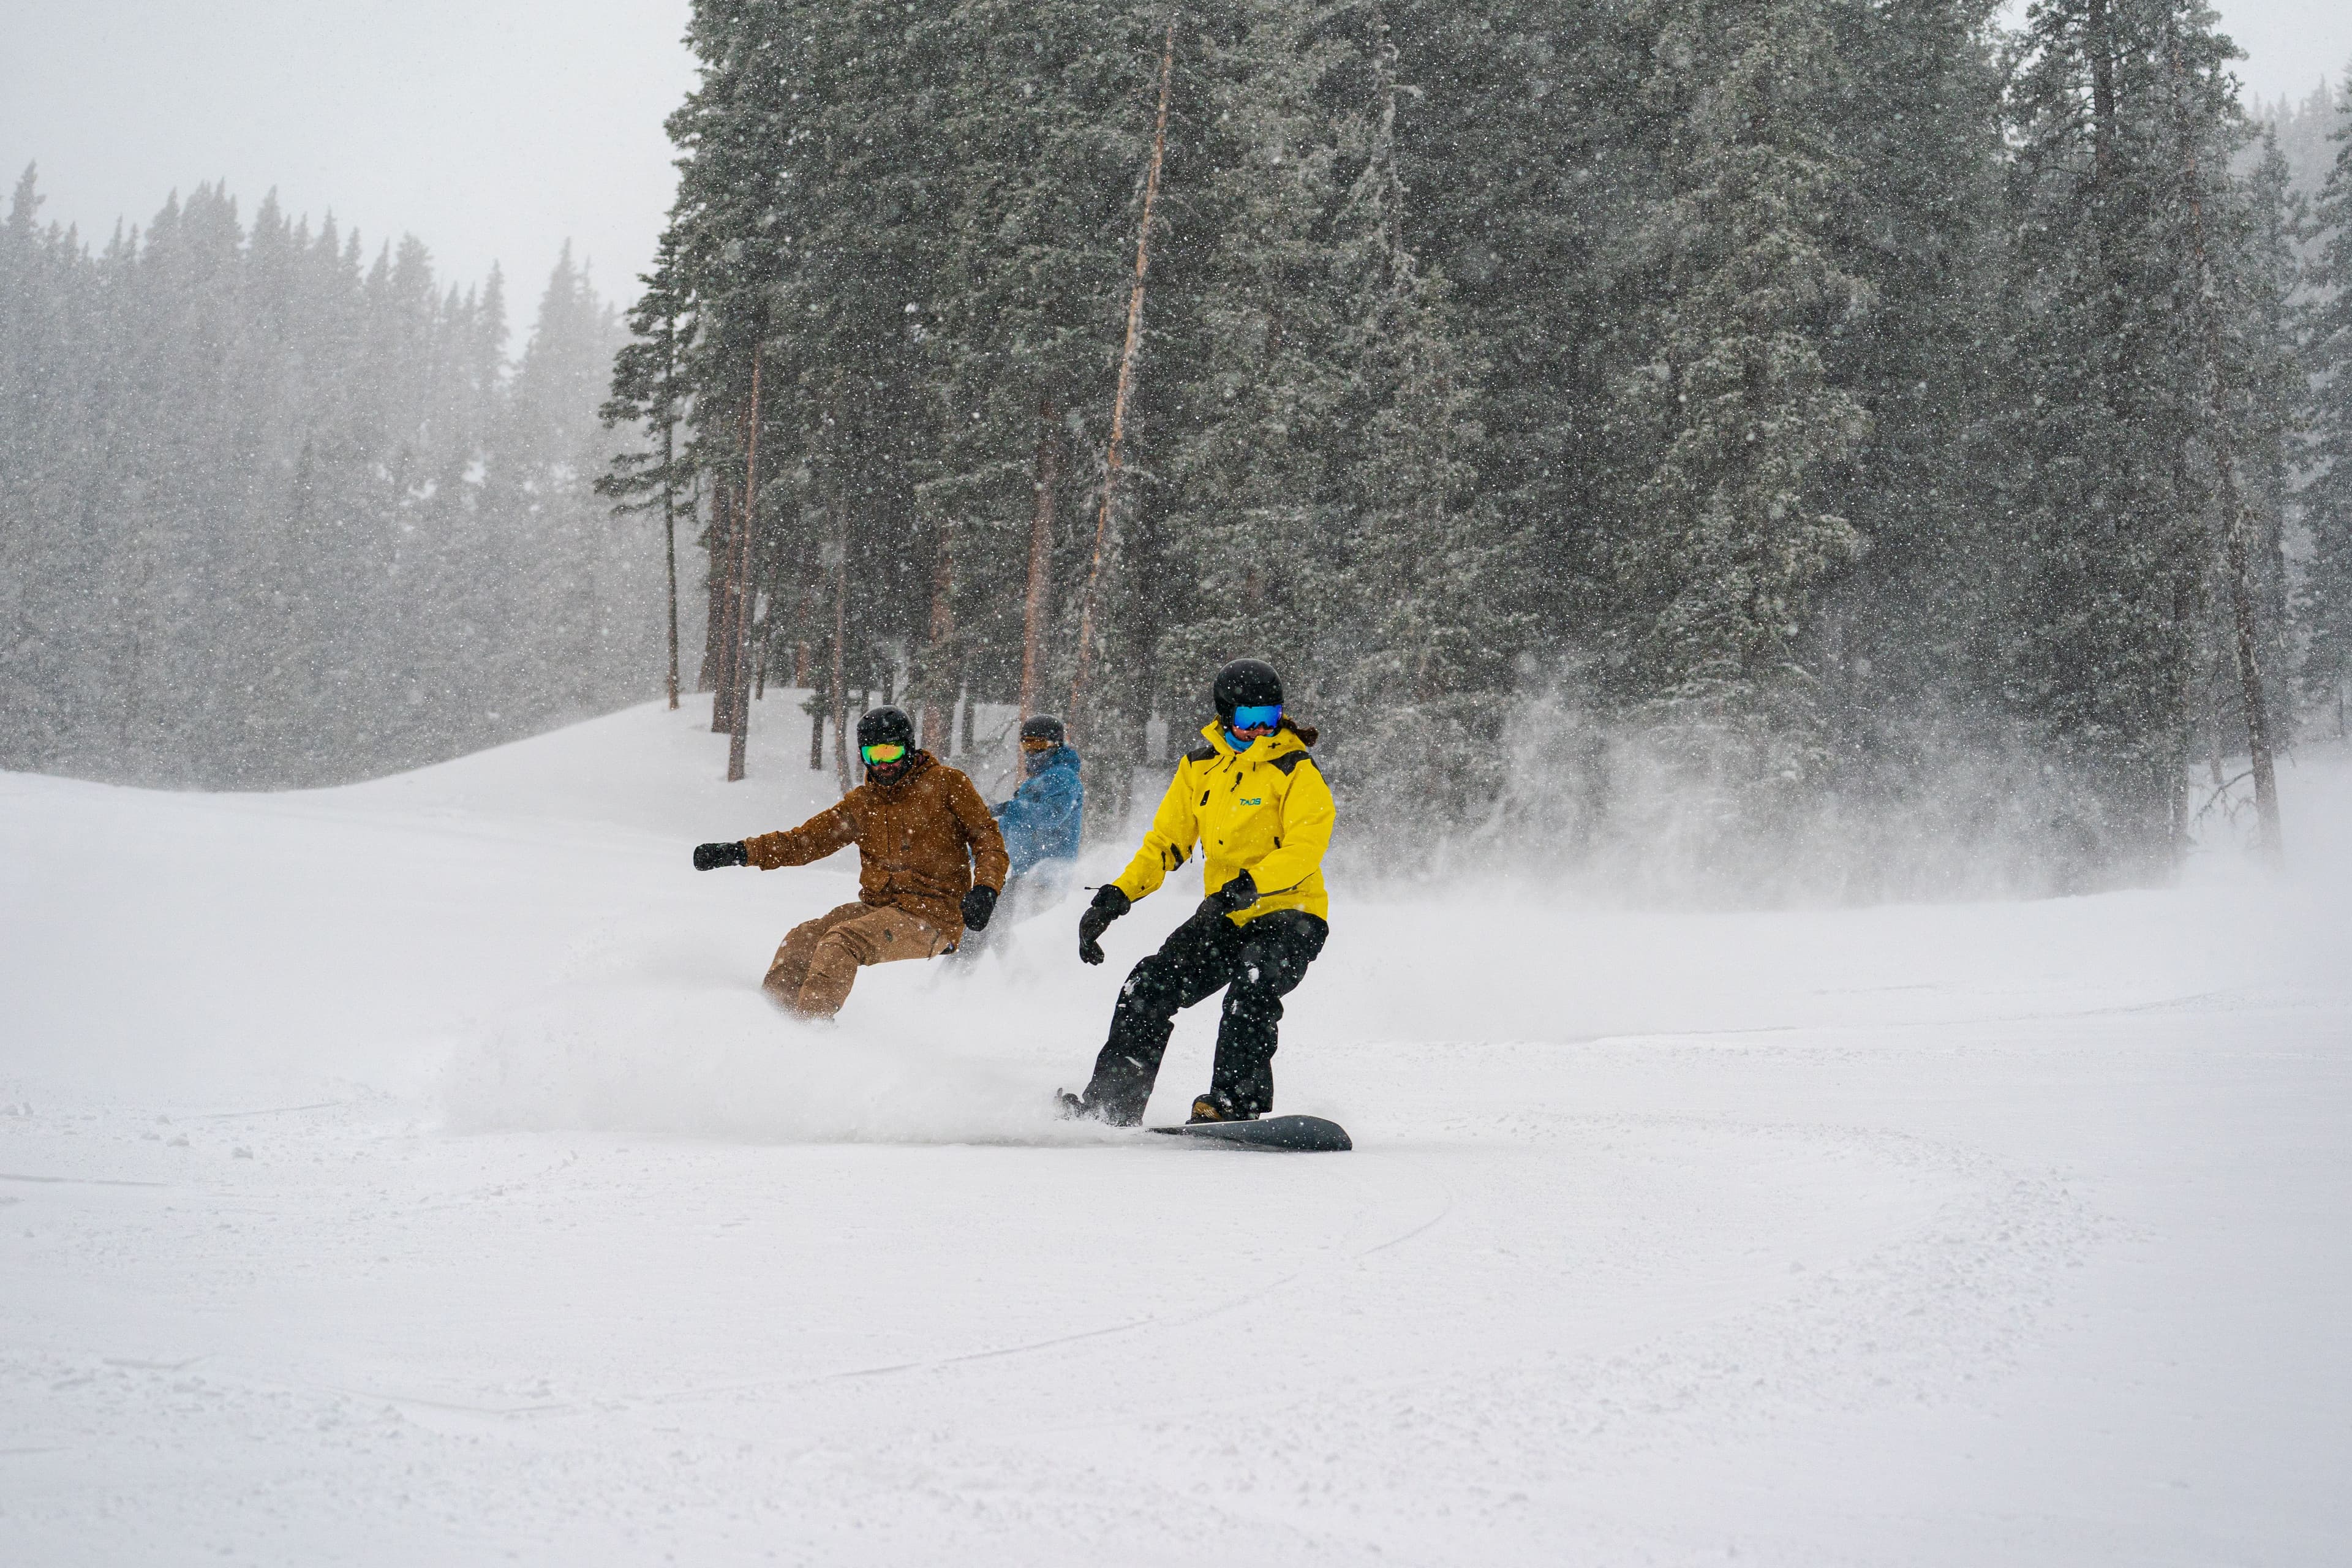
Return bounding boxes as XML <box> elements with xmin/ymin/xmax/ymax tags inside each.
<box><xmin>1019</xmin><ymin>714</ymin><xmax>1066</xmax><ymax>745</ymax></box>
<box><xmin>856</xmin><ymin>706</ymin><xmax>916</xmax><ymax>752</ymax></box>
<box><xmin>1212</xmin><ymin>659</ymin><xmax>1282</xmax><ymax>725</ymax></box>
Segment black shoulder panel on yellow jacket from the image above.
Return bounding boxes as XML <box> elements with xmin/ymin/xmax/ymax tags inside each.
<box><xmin>1183</xmin><ymin>741</ymin><xmax>1218</xmax><ymax>763</ymax></box>
<box><xmin>1268</xmin><ymin>749</ymin><xmax>1314</xmax><ymax>775</ymax></box>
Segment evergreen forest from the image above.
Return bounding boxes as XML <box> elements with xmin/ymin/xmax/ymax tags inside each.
<box><xmin>0</xmin><ymin>173</ymin><xmax>660</xmax><ymax>786</ymax></box>
<box><xmin>9</xmin><ymin>1</ymin><xmax>2352</xmax><ymax>900</ymax></box>
<box><xmin>603</xmin><ymin>0</ymin><xmax>2352</xmax><ymax>896</ymax></box>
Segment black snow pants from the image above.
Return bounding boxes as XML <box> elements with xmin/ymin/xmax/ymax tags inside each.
<box><xmin>1080</xmin><ymin>907</ymin><xmax>1329</xmax><ymax>1125</ymax></box>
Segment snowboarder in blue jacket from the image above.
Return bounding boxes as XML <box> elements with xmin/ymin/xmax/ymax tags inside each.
<box><xmin>954</xmin><ymin>715</ymin><xmax>1084</xmax><ymax>960</ymax></box>
<box><xmin>995</xmin><ymin>715</ymin><xmax>1083</xmax><ymax>873</ymax></box>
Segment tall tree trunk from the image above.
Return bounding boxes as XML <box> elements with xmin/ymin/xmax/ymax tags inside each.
<box><xmin>920</xmin><ymin>524</ymin><xmax>955</xmax><ymax>750</ymax></box>
<box><xmin>1020</xmin><ymin>394</ymin><xmax>1058</xmax><ymax>720</ymax></box>
<box><xmin>121</xmin><ymin>551</ymin><xmax>154</xmax><ymax>744</ymax></box>
<box><xmin>728</xmin><ymin>347</ymin><xmax>764</xmax><ymax>782</ymax></box>
<box><xmin>829</xmin><ymin>495</ymin><xmax>853</xmax><ymax>796</ymax></box>
<box><xmin>793</xmin><ymin>579</ymin><xmax>815</xmax><ymax>687</ymax></box>
<box><xmin>1068</xmin><ymin>16</ymin><xmax>1177</xmax><ymax>744</ymax></box>
<box><xmin>2167</xmin><ymin>24</ymin><xmax>2283</xmax><ymax>862</ymax></box>
<box><xmin>2218</xmin><ymin>487</ymin><xmax>2283</xmax><ymax>854</ymax></box>
<box><xmin>704</xmin><ymin>479</ymin><xmax>737</xmax><ymax>723</ymax></box>
<box><xmin>2087</xmin><ymin>0</ymin><xmax>2116</xmax><ymax>186</ymax></box>
<box><xmin>662</xmin><ymin>332</ymin><xmax>680</xmax><ymax>710</ymax></box>
<box><xmin>662</xmin><ymin>486</ymin><xmax>680</xmax><ymax>710</ymax></box>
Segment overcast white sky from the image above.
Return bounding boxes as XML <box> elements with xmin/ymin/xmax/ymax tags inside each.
<box><xmin>2</xmin><ymin>1</ymin><xmax>2348</xmax><ymax>331</ymax></box>
<box><xmin>1994</xmin><ymin>0</ymin><xmax>2352</xmax><ymax>108</ymax></box>
<box><xmin>0</xmin><ymin>0</ymin><xmax>695</xmax><ymax>315</ymax></box>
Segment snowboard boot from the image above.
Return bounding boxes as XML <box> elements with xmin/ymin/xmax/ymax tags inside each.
<box><xmin>1056</xmin><ymin>1088</ymin><xmax>1140</xmax><ymax>1127</ymax></box>
<box><xmin>1187</xmin><ymin>1089</ymin><xmax>1261</xmax><ymax>1125</ymax></box>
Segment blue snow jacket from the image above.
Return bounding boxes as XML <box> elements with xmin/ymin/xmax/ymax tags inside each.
<box><xmin>992</xmin><ymin>745</ymin><xmax>1083</xmax><ymax>876</ymax></box>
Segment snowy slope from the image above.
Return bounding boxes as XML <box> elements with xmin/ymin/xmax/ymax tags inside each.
<box><xmin>3</xmin><ymin>696</ymin><xmax>2348</xmax><ymax>1567</ymax></box>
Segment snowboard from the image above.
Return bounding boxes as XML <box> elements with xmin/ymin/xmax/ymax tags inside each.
<box><xmin>1150</xmin><ymin>1114</ymin><xmax>1352</xmax><ymax>1152</ymax></box>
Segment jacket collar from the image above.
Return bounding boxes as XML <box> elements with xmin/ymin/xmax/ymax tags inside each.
<box><xmin>1198</xmin><ymin>721</ymin><xmax>1302</xmax><ymax>764</ymax></box>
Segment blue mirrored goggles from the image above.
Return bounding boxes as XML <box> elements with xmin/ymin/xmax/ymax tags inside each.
<box><xmin>1229</xmin><ymin>703</ymin><xmax>1283</xmax><ymax>733</ymax></box>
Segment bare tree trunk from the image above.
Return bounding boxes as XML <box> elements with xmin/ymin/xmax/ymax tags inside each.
<box><xmin>791</xmin><ymin>579</ymin><xmax>815</xmax><ymax>688</ymax></box>
<box><xmin>728</xmin><ymin>347</ymin><xmax>764</xmax><ymax>782</ymax></box>
<box><xmin>2219</xmin><ymin>496</ymin><xmax>2283</xmax><ymax>854</ymax></box>
<box><xmin>829</xmin><ymin>503</ymin><xmax>853</xmax><ymax>796</ymax></box>
<box><xmin>920</xmin><ymin>526</ymin><xmax>955</xmax><ymax>750</ymax></box>
<box><xmin>661</xmin><ymin>478</ymin><xmax>680</xmax><ymax>710</ymax></box>
<box><xmin>1068</xmin><ymin>15</ymin><xmax>1177</xmax><ymax>745</ymax></box>
<box><xmin>2087</xmin><ymin>0</ymin><xmax>2116</xmax><ymax>185</ymax></box>
<box><xmin>661</xmin><ymin>337</ymin><xmax>681</xmax><ymax>710</ymax></box>
<box><xmin>1020</xmin><ymin>394</ymin><xmax>1058</xmax><ymax>720</ymax></box>
<box><xmin>121</xmin><ymin>551</ymin><xmax>154</xmax><ymax>744</ymax></box>
<box><xmin>2167</xmin><ymin>25</ymin><xmax>2283</xmax><ymax>863</ymax></box>
<box><xmin>706</xmin><ymin>478</ymin><xmax>738</xmax><ymax>728</ymax></box>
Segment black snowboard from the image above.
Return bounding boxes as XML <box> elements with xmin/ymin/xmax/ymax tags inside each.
<box><xmin>1150</xmin><ymin>1114</ymin><xmax>1352</xmax><ymax>1152</ymax></box>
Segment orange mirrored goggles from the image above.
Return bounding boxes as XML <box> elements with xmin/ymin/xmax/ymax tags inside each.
<box><xmin>1020</xmin><ymin>736</ymin><xmax>1058</xmax><ymax>752</ymax></box>
<box><xmin>860</xmin><ymin>742</ymin><xmax>908</xmax><ymax>765</ymax></box>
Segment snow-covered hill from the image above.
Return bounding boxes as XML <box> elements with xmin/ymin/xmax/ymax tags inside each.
<box><xmin>4</xmin><ymin>698</ymin><xmax>2348</xmax><ymax>1566</ymax></box>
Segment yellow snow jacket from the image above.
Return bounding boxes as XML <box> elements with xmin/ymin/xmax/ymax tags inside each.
<box><xmin>1112</xmin><ymin>720</ymin><xmax>1335</xmax><ymax>925</ymax></box>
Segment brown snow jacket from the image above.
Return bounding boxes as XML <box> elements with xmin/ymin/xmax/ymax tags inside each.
<box><xmin>741</xmin><ymin>751</ymin><xmax>1009</xmax><ymax>934</ymax></box>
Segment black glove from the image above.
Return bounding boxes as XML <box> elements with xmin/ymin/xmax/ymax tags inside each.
<box><xmin>1077</xmin><ymin>884</ymin><xmax>1131</xmax><ymax>966</ymax></box>
<box><xmin>960</xmin><ymin>884</ymin><xmax>999</xmax><ymax>931</ymax></box>
<box><xmin>1195</xmin><ymin>869</ymin><xmax>1259</xmax><ymax>921</ymax></box>
<box><xmin>692</xmin><ymin>840</ymin><xmax>748</xmax><ymax>872</ymax></box>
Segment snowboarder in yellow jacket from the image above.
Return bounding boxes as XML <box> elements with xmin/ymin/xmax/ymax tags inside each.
<box><xmin>1060</xmin><ymin>659</ymin><xmax>1335</xmax><ymax>1126</ymax></box>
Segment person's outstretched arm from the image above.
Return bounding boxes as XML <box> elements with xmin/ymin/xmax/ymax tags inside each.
<box><xmin>742</xmin><ymin>802</ymin><xmax>858</xmax><ymax>869</ymax></box>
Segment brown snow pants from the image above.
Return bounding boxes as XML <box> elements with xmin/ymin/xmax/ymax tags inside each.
<box><xmin>763</xmin><ymin>901</ymin><xmax>954</xmax><ymax>1019</ymax></box>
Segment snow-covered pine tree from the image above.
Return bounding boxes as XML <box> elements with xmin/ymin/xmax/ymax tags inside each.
<box><xmin>1999</xmin><ymin>0</ymin><xmax>2263</xmax><ymax>878</ymax></box>
<box><xmin>2176</xmin><ymin>113</ymin><xmax>2302</xmax><ymax>856</ymax></box>
<box><xmin>1383</xmin><ymin>0</ymin><xmax>1643</xmax><ymax>665</ymax></box>
<box><xmin>1600</xmin><ymin>0</ymin><xmax>1870</xmax><ymax>848</ymax></box>
<box><xmin>1153</xmin><ymin>0</ymin><xmax>1354</xmax><ymax>707</ymax></box>
<box><xmin>0</xmin><ymin>166</ymin><xmax>85</xmax><ymax>762</ymax></box>
<box><xmin>1311</xmin><ymin>24</ymin><xmax>1516</xmax><ymax>854</ymax></box>
<box><xmin>599</xmin><ymin>227</ymin><xmax>695</xmax><ymax>708</ymax></box>
<box><xmin>1805</xmin><ymin>0</ymin><xmax>2013</xmax><ymax>870</ymax></box>
<box><xmin>2303</xmin><ymin>73</ymin><xmax>2352</xmax><ymax>738</ymax></box>
<box><xmin>496</xmin><ymin>246</ymin><xmax>635</xmax><ymax>720</ymax></box>
<box><xmin>907</xmin><ymin>0</ymin><xmax>1167</xmax><ymax>769</ymax></box>
<box><xmin>1</xmin><ymin>174</ymin><xmax>658</xmax><ymax>786</ymax></box>
<box><xmin>1120</xmin><ymin>1</ymin><xmax>1508</xmax><ymax>851</ymax></box>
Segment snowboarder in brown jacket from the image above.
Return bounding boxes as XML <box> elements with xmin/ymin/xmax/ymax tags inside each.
<box><xmin>692</xmin><ymin>707</ymin><xmax>1009</xmax><ymax>1019</ymax></box>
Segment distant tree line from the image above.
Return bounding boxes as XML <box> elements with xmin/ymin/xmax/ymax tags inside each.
<box><xmin>614</xmin><ymin>0</ymin><xmax>2352</xmax><ymax>893</ymax></box>
<box><xmin>0</xmin><ymin>169</ymin><xmax>661</xmax><ymax>787</ymax></box>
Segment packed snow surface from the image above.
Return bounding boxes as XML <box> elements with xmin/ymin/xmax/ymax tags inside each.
<box><xmin>4</xmin><ymin>698</ymin><xmax>2348</xmax><ymax>1566</ymax></box>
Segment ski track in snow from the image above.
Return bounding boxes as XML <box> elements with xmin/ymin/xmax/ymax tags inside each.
<box><xmin>2</xmin><ymin>698</ymin><xmax>2348</xmax><ymax>1566</ymax></box>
